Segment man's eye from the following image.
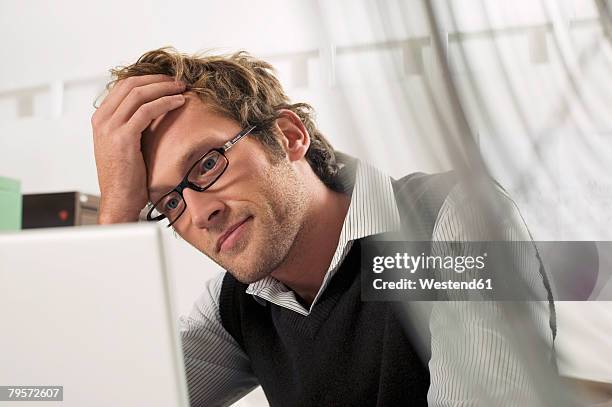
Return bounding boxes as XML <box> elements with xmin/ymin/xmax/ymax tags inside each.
<box><xmin>163</xmin><ymin>197</ymin><xmax>181</xmax><ymax>211</ymax></box>
<box><xmin>200</xmin><ymin>156</ymin><xmax>219</xmax><ymax>173</ymax></box>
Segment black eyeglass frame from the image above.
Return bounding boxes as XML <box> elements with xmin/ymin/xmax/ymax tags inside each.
<box><xmin>146</xmin><ymin>125</ymin><xmax>256</xmax><ymax>227</ymax></box>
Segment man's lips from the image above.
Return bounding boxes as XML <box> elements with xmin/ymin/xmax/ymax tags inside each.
<box><xmin>216</xmin><ymin>216</ymin><xmax>252</xmax><ymax>253</ymax></box>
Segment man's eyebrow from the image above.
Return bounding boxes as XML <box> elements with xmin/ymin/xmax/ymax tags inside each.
<box><xmin>148</xmin><ymin>139</ymin><xmax>216</xmax><ymax>194</ymax></box>
<box><xmin>178</xmin><ymin>140</ymin><xmax>213</xmax><ymax>171</ymax></box>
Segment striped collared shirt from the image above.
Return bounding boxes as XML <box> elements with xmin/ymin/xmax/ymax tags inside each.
<box><xmin>179</xmin><ymin>159</ymin><xmax>552</xmax><ymax>406</ymax></box>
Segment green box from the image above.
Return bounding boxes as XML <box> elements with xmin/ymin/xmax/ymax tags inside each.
<box><xmin>0</xmin><ymin>176</ymin><xmax>22</xmax><ymax>231</ymax></box>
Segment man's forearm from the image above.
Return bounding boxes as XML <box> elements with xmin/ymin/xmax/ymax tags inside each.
<box><xmin>97</xmin><ymin>206</ymin><xmax>141</xmax><ymax>224</ymax></box>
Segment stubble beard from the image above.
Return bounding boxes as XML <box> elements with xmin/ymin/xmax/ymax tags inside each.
<box><xmin>220</xmin><ymin>160</ymin><xmax>309</xmax><ymax>284</ymax></box>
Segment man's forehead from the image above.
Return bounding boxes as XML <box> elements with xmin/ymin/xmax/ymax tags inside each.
<box><xmin>143</xmin><ymin>95</ymin><xmax>240</xmax><ymax>195</ymax></box>
<box><xmin>143</xmin><ymin>95</ymin><xmax>229</xmax><ymax>155</ymax></box>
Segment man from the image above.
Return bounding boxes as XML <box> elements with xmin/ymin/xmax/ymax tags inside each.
<box><xmin>92</xmin><ymin>48</ymin><xmax>556</xmax><ymax>406</ymax></box>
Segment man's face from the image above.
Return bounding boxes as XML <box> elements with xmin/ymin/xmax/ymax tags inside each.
<box><xmin>142</xmin><ymin>94</ymin><xmax>309</xmax><ymax>283</ymax></box>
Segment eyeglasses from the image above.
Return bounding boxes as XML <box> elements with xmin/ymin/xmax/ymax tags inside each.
<box><xmin>146</xmin><ymin>125</ymin><xmax>256</xmax><ymax>227</ymax></box>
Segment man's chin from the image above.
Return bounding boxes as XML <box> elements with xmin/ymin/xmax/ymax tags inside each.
<box><xmin>215</xmin><ymin>252</ymin><xmax>271</xmax><ymax>284</ymax></box>
<box><xmin>209</xmin><ymin>232</ymin><xmax>291</xmax><ymax>284</ymax></box>
<box><xmin>229</xmin><ymin>268</ymin><xmax>272</xmax><ymax>285</ymax></box>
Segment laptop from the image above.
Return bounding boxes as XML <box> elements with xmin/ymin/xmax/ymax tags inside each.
<box><xmin>0</xmin><ymin>223</ymin><xmax>189</xmax><ymax>406</ymax></box>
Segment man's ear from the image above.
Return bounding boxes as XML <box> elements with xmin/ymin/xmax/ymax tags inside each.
<box><xmin>275</xmin><ymin>109</ymin><xmax>310</xmax><ymax>162</ymax></box>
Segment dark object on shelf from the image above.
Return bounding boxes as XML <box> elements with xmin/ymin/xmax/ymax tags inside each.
<box><xmin>22</xmin><ymin>192</ymin><xmax>100</xmax><ymax>229</ymax></box>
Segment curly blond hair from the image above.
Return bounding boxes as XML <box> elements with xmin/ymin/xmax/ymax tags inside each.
<box><xmin>105</xmin><ymin>47</ymin><xmax>341</xmax><ymax>190</ymax></box>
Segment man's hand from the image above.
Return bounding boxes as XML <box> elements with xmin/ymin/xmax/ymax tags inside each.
<box><xmin>91</xmin><ymin>75</ymin><xmax>186</xmax><ymax>224</ymax></box>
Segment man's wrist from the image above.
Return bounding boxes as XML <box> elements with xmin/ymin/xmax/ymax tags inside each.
<box><xmin>97</xmin><ymin>208</ymin><xmax>141</xmax><ymax>224</ymax></box>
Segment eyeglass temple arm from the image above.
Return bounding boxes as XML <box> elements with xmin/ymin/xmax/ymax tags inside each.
<box><xmin>222</xmin><ymin>125</ymin><xmax>256</xmax><ymax>151</ymax></box>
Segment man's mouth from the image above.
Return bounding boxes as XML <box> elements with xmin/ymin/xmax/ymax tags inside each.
<box><xmin>216</xmin><ymin>216</ymin><xmax>253</xmax><ymax>253</ymax></box>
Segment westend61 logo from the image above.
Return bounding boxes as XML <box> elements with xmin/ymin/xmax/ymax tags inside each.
<box><xmin>372</xmin><ymin>252</ymin><xmax>487</xmax><ymax>274</ymax></box>
<box><xmin>363</xmin><ymin>241</ymin><xmax>609</xmax><ymax>301</ymax></box>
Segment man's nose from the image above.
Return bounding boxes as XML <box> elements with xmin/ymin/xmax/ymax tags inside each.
<box><xmin>182</xmin><ymin>188</ymin><xmax>225</xmax><ymax>229</ymax></box>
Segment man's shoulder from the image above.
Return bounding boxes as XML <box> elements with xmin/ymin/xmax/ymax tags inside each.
<box><xmin>391</xmin><ymin>170</ymin><xmax>458</xmax><ymax>199</ymax></box>
<box><xmin>388</xmin><ymin>170</ymin><xmax>523</xmax><ymax>240</ymax></box>
<box><xmin>391</xmin><ymin>170</ymin><xmax>513</xmax><ymax>209</ymax></box>
<box><xmin>389</xmin><ymin>170</ymin><xmax>459</xmax><ymax>238</ymax></box>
